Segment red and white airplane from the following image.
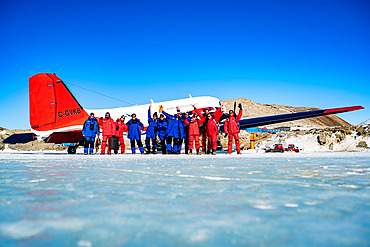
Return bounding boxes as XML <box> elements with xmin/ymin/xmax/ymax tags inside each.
<box><xmin>4</xmin><ymin>72</ymin><xmax>364</xmax><ymax>153</ymax></box>
<box><xmin>29</xmin><ymin>73</ymin><xmax>222</xmax><ymax>144</ymax></box>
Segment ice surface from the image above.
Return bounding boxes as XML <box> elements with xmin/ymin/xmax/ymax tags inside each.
<box><xmin>0</xmin><ymin>151</ymin><xmax>369</xmax><ymax>246</ymax></box>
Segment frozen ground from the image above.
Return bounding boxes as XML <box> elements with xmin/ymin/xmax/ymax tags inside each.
<box><xmin>0</xmin><ymin>151</ymin><xmax>369</xmax><ymax>246</ymax></box>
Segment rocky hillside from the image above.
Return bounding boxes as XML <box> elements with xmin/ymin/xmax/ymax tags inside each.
<box><xmin>359</xmin><ymin>119</ymin><xmax>370</xmax><ymax>126</ymax></box>
<box><xmin>222</xmin><ymin>98</ymin><xmax>350</xmax><ymax>128</ymax></box>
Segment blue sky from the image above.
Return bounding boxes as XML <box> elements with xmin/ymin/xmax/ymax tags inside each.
<box><xmin>0</xmin><ymin>0</ymin><xmax>369</xmax><ymax>129</ymax></box>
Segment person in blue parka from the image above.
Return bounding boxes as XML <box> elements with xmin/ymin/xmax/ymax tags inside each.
<box><xmin>163</xmin><ymin>107</ymin><xmax>184</xmax><ymax>154</ymax></box>
<box><xmin>126</xmin><ymin>113</ymin><xmax>145</xmax><ymax>154</ymax></box>
<box><xmin>157</xmin><ymin>113</ymin><xmax>168</xmax><ymax>154</ymax></box>
<box><xmin>145</xmin><ymin>105</ymin><xmax>158</xmax><ymax>154</ymax></box>
<box><xmin>180</xmin><ymin>112</ymin><xmax>191</xmax><ymax>154</ymax></box>
<box><xmin>82</xmin><ymin>113</ymin><xmax>100</xmax><ymax>155</ymax></box>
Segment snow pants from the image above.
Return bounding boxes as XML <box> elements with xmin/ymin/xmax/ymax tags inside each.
<box><xmin>189</xmin><ymin>134</ymin><xmax>200</xmax><ymax>150</ymax></box>
<box><xmin>118</xmin><ymin>137</ymin><xmax>125</xmax><ymax>153</ymax></box>
<box><xmin>228</xmin><ymin>133</ymin><xmax>240</xmax><ymax>153</ymax></box>
<box><xmin>160</xmin><ymin>139</ymin><xmax>167</xmax><ymax>154</ymax></box>
<box><xmin>145</xmin><ymin>137</ymin><xmax>157</xmax><ymax>152</ymax></box>
<box><xmin>167</xmin><ymin>136</ymin><xmax>181</xmax><ymax>153</ymax></box>
<box><xmin>84</xmin><ymin>137</ymin><xmax>95</xmax><ymax>154</ymax></box>
<box><xmin>130</xmin><ymin>139</ymin><xmax>144</xmax><ymax>154</ymax></box>
<box><xmin>101</xmin><ymin>135</ymin><xmax>112</xmax><ymax>154</ymax></box>
<box><xmin>208</xmin><ymin>133</ymin><xmax>218</xmax><ymax>150</ymax></box>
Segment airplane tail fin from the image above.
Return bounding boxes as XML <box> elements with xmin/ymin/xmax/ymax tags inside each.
<box><xmin>29</xmin><ymin>73</ymin><xmax>88</xmax><ymax>131</ymax></box>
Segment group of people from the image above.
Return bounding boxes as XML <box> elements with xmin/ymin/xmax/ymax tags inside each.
<box><xmin>81</xmin><ymin>103</ymin><xmax>243</xmax><ymax>155</ymax></box>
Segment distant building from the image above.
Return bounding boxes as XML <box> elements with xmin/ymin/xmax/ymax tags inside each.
<box><xmin>276</xmin><ymin>126</ymin><xmax>291</xmax><ymax>132</ymax></box>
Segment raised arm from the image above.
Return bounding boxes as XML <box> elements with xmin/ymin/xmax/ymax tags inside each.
<box><xmin>184</xmin><ymin>118</ymin><xmax>190</xmax><ymax>126</ymax></box>
<box><xmin>162</xmin><ymin>110</ymin><xmax>172</xmax><ymax>119</ymax></box>
<box><xmin>148</xmin><ymin>107</ymin><xmax>153</xmax><ymax>123</ymax></box>
<box><xmin>213</xmin><ymin>107</ymin><xmax>223</xmax><ymax>123</ymax></box>
<box><xmin>224</xmin><ymin>118</ymin><xmax>228</xmax><ymax>133</ymax></box>
<box><xmin>236</xmin><ymin>104</ymin><xmax>243</xmax><ymax>122</ymax></box>
<box><xmin>193</xmin><ymin>105</ymin><xmax>205</xmax><ymax>121</ymax></box>
<box><xmin>198</xmin><ymin>117</ymin><xmax>206</xmax><ymax>126</ymax></box>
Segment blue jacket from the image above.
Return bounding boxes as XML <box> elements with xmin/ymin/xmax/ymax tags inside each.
<box><xmin>157</xmin><ymin>118</ymin><xmax>167</xmax><ymax>140</ymax></box>
<box><xmin>146</xmin><ymin>109</ymin><xmax>158</xmax><ymax>139</ymax></box>
<box><xmin>82</xmin><ymin>117</ymin><xmax>100</xmax><ymax>140</ymax></box>
<box><xmin>126</xmin><ymin>118</ymin><xmax>144</xmax><ymax>141</ymax></box>
<box><xmin>163</xmin><ymin>111</ymin><xmax>184</xmax><ymax>139</ymax></box>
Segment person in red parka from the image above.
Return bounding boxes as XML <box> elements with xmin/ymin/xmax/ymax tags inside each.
<box><xmin>224</xmin><ymin>104</ymin><xmax>243</xmax><ymax>154</ymax></box>
<box><xmin>201</xmin><ymin>108</ymin><xmax>210</xmax><ymax>154</ymax></box>
<box><xmin>99</xmin><ymin>112</ymin><xmax>116</xmax><ymax>154</ymax></box>
<box><xmin>115</xmin><ymin>115</ymin><xmax>128</xmax><ymax>154</ymax></box>
<box><xmin>184</xmin><ymin>105</ymin><xmax>205</xmax><ymax>155</ymax></box>
<box><xmin>206</xmin><ymin>105</ymin><xmax>224</xmax><ymax>155</ymax></box>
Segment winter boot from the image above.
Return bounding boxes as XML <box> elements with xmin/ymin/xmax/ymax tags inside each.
<box><xmin>146</xmin><ymin>146</ymin><xmax>151</xmax><ymax>154</ymax></box>
<box><xmin>89</xmin><ymin>147</ymin><xmax>94</xmax><ymax>154</ymax></box>
<box><xmin>152</xmin><ymin>146</ymin><xmax>157</xmax><ymax>154</ymax></box>
<box><xmin>188</xmin><ymin>149</ymin><xmax>192</xmax><ymax>155</ymax></box>
<box><xmin>212</xmin><ymin>148</ymin><xmax>216</xmax><ymax>155</ymax></box>
<box><xmin>84</xmin><ymin>147</ymin><xmax>88</xmax><ymax>155</ymax></box>
<box><xmin>201</xmin><ymin>149</ymin><xmax>206</xmax><ymax>155</ymax></box>
<box><xmin>196</xmin><ymin>149</ymin><xmax>200</xmax><ymax>155</ymax></box>
<box><xmin>131</xmin><ymin>147</ymin><xmax>136</xmax><ymax>154</ymax></box>
<box><xmin>139</xmin><ymin>146</ymin><xmax>145</xmax><ymax>154</ymax></box>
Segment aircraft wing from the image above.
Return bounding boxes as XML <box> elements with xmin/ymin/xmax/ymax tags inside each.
<box><xmin>45</xmin><ymin>131</ymin><xmax>83</xmax><ymax>144</ymax></box>
<box><xmin>219</xmin><ymin>106</ymin><xmax>364</xmax><ymax>131</ymax></box>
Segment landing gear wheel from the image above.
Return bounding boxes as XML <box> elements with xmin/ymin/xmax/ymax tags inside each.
<box><xmin>68</xmin><ymin>146</ymin><xmax>77</xmax><ymax>154</ymax></box>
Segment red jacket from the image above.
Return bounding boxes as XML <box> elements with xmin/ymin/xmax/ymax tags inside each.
<box><xmin>206</xmin><ymin>107</ymin><xmax>223</xmax><ymax>135</ymax></box>
<box><xmin>224</xmin><ymin>110</ymin><xmax>243</xmax><ymax>134</ymax></box>
<box><xmin>99</xmin><ymin>117</ymin><xmax>116</xmax><ymax>136</ymax></box>
<box><xmin>207</xmin><ymin>119</ymin><xmax>219</xmax><ymax>135</ymax></box>
<box><xmin>115</xmin><ymin>119</ymin><xmax>128</xmax><ymax>137</ymax></box>
<box><xmin>184</xmin><ymin>110</ymin><xmax>205</xmax><ymax>136</ymax></box>
<box><xmin>184</xmin><ymin>117</ymin><xmax>205</xmax><ymax>136</ymax></box>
